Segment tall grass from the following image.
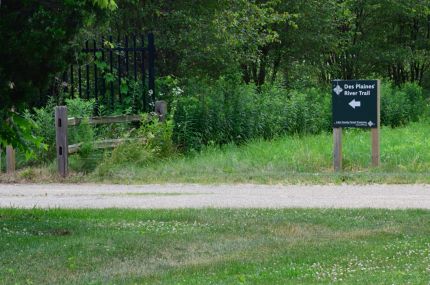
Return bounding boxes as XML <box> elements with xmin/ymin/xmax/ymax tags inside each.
<box><xmin>93</xmin><ymin>122</ymin><xmax>430</xmax><ymax>184</ymax></box>
<box><xmin>173</xmin><ymin>78</ymin><xmax>428</xmax><ymax>151</ymax></box>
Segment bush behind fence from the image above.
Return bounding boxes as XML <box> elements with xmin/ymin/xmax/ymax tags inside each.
<box><xmin>173</xmin><ymin>78</ymin><xmax>429</xmax><ymax>151</ymax></box>
<box><xmin>21</xmin><ymin>78</ymin><xmax>430</xmax><ymax>169</ymax></box>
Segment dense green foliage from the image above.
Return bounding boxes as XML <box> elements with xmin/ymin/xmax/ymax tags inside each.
<box><xmin>173</xmin><ymin>80</ymin><xmax>428</xmax><ymax>151</ymax></box>
<box><xmin>381</xmin><ymin>82</ymin><xmax>428</xmax><ymax>127</ymax></box>
<box><xmin>97</xmin><ymin>115</ymin><xmax>175</xmax><ymax>176</ymax></box>
<box><xmin>14</xmin><ymin>80</ymin><xmax>428</xmax><ymax>173</ymax></box>
<box><xmin>1</xmin><ymin>0</ymin><xmax>430</xmax><ymax>170</ymax></box>
<box><xmin>108</xmin><ymin>0</ymin><xmax>430</xmax><ymax>87</ymax></box>
<box><xmin>0</xmin><ymin>0</ymin><xmax>113</xmax><ymax>148</ymax></box>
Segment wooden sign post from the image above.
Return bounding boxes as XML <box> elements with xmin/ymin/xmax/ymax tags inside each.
<box><xmin>332</xmin><ymin>80</ymin><xmax>381</xmax><ymax>171</ymax></box>
<box><xmin>333</xmin><ymin>128</ymin><xmax>342</xmax><ymax>171</ymax></box>
<box><xmin>371</xmin><ymin>81</ymin><xmax>381</xmax><ymax>167</ymax></box>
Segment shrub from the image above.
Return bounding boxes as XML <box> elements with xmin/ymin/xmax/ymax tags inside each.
<box><xmin>61</xmin><ymin>98</ymin><xmax>97</xmax><ymax>173</ymax></box>
<box><xmin>65</xmin><ymin>97</ymin><xmax>95</xmax><ymax>146</ymax></box>
<box><xmin>283</xmin><ymin>88</ymin><xmax>331</xmax><ymax>135</ymax></box>
<box><xmin>96</xmin><ymin>141</ymin><xmax>154</xmax><ymax>178</ymax></box>
<box><xmin>172</xmin><ymin>95</ymin><xmax>204</xmax><ymax>151</ymax></box>
<box><xmin>23</xmin><ymin>97</ymin><xmax>57</xmax><ymax>162</ymax></box>
<box><xmin>108</xmin><ymin>142</ymin><xmax>154</xmax><ymax>166</ymax></box>
<box><xmin>137</xmin><ymin>114</ymin><xmax>175</xmax><ymax>158</ymax></box>
<box><xmin>401</xmin><ymin>82</ymin><xmax>427</xmax><ymax>122</ymax></box>
<box><xmin>96</xmin><ymin>115</ymin><xmax>175</xmax><ymax>176</ymax></box>
<box><xmin>173</xmin><ymin>77</ymin><xmax>332</xmax><ymax>151</ymax></box>
<box><xmin>173</xmin><ymin>77</ymin><xmax>257</xmax><ymax>150</ymax></box>
<box><xmin>173</xmin><ymin>78</ymin><xmax>429</xmax><ymax>152</ymax></box>
<box><xmin>23</xmin><ymin>97</ymin><xmax>97</xmax><ymax>171</ymax></box>
<box><xmin>381</xmin><ymin>82</ymin><xmax>428</xmax><ymax>127</ymax></box>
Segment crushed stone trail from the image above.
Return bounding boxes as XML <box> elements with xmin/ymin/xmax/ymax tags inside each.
<box><xmin>1</xmin><ymin>184</ymin><xmax>430</xmax><ymax>209</ymax></box>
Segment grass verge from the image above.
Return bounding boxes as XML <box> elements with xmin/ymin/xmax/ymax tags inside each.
<box><xmin>0</xmin><ymin>208</ymin><xmax>429</xmax><ymax>284</ymax></box>
<box><xmin>1</xmin><ymin>122</ymin><xmax>429</xmax><ymax>184</ymax></box>
<box><xmin>93</xmin><ymin>122</ymin><xmax>430</xmax><ymax>184</ymax></box>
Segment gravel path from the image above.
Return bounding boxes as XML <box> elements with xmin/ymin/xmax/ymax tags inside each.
<box><xmin>0</xmin><ymin>184</ymin><xmax>430</xmax><ymax>209</ymax></box>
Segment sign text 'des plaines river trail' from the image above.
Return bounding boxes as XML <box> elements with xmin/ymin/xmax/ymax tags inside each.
<box><xmin>332</xmin><ymin>80</ymin><xmax>378</xmax><ymax>128</ymax></box>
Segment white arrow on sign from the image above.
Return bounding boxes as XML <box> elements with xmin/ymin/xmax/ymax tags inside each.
<box><xmin>349</xmin><ymin>99</ymin><xmax>361</xmax><ymax>109</ymax></box>
<box><xmin>368</xmin><ymin>121</ymin><xmax>374</xmax><ymax>127</ymax></box>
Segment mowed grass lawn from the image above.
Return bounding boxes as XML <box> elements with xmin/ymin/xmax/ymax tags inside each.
<box><xmin>94</xmin><ymin>122</ymin><xmax>430</xmax><ymax>184</ymax></box>
<box><xmin>1</xmin><ymin>208</ymin><xmax>430</xmax><ymax>284</ymax></box>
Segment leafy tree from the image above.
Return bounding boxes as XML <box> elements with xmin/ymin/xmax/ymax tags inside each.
<box><xmin>0</xmin><ymin>0</ymin><xmax>115</xmax><ymax>149</ymax></box>
<box><xmin>317</xmin><ymin>0</ymin><xmax>430</xmax><ymax>84</ymax></box>
<box><xmin>106</xmin><ymin>0</ymin><xmax>430</xmax><ymax>88</ymax></box>
<box><xmin>263</xmin><ymin>0</ymin><xmax>339</xmax><ymax>86</ymax></box>
<box><xmin>371</xmin><ymin>0</ymin><xmax>430</xmax><ymax>85</ymax></box>
<box><xmin>109</xmin><ymin>0</ymin><xmax>290</xmax><ymax>81</ymax></box>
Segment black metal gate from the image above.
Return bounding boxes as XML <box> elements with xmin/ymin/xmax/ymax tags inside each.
<box><xmin>52</xmin><ymin>33</ymin><xmax>155</xmax><ymax>113</ymax></box>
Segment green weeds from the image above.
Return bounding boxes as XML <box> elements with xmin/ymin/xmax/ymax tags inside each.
<box><xmin>93</xmin><ymin>122</ymin><xmax>430</xmax><ymax>184</ymax></box>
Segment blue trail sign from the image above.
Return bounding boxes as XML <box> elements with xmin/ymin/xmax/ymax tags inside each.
<box><xmin>332</xmin><ymin>80</ymin><xmax>379</xmax><ymax>128</ymax></box>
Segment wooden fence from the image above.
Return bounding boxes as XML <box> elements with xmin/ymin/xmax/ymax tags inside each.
<box><xmin>55</xmin><ymin>101</ymin><xmax>167</xmax><ymax>177</ymax></box>
<box><xmin>1</xmin><ymin>101</ymin><xmax>167</xmax><ymax>177</ymax></box>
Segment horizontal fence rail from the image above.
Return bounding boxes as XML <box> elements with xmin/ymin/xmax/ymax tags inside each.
<box><xmin>68</xmin><ymin>114</ymin><xmax>143</xmax><ymax>126</ymax></box>
<box><xmin>68</xmin><ymin>138</ymin><xmax>146</xmax><ymax>154</ymax></box>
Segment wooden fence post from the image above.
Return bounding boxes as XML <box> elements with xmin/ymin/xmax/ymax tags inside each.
<box><xmin>6</xmin><ymin>145</ymin><xmax>15</xmax><ymax>174</ymax></box>
<box><xmin>155</xmin><ymin>100</ymin><xmax>167</xmax><ymax>122</ymax></box>
<box><xmin>55</xmin><ymin>106</ymin><xmax>68</xmax><ymax>177</ymax></box>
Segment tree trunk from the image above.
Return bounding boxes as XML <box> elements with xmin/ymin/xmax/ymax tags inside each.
<box><xmin>241</xmin><ymin>64</ymin><xmax>251</xmax><ymax>84</ymax></box>
<box><xmin>257</xmin><ymin>52</ymin><xmax>267</xmax><ymax>87</ymax></box>
<box><xmin>270</xmin><ymin>54</ymin><xmax>281</xmax><ymax>84</ymax></box>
